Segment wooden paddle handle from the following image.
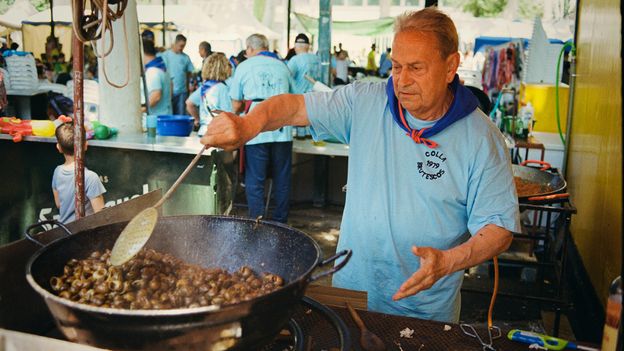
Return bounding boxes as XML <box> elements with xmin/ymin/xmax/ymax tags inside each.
<box><xmin>346</xmin><ymin>302</ymin><xmax>367</xmax><ymax>330</ymax></box>
<box><xmin>154</xmin><ymin>145</ymin><xmax>208</xmax><ymax>208</ymax></box>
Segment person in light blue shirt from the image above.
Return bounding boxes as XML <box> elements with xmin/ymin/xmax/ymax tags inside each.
<box><xmin>287</xmin><ymin>33</ymin><xmax>321</xmax><ymax>94</ymax></box>
<box><xmin>186</xmin><ymin>52</ymin><xmax>233</xmax><ymax>136</ymax></box>
<box><xmin>228</xmin><ymin>33</ymin><xmax>293</xmax><ymax>223</ymax></box>
<box><xmin>287</xmin><ymin>33</ymin><xmax>320</xmax><ymax>138</ymax></box>
<box><xmin>160</xmin><ymin>34</ymin><xmax>195</xmax><ymax>115</ymax></box>
<box><xmin>142</xmin><ymin>39</ymin><xmax>172</xmax><ymax>116</ymax></box>
<box><xmin>379</xmin><ymin>47</ymin><xmax>392</xmax><ymax>77</ymax></box>
<box><xmin>200</xmin><ymin>8</ymin><xmax>520</xmax><ymax>323</ymax></box>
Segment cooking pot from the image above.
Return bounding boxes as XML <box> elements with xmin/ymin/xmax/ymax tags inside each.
<box><xmin>512</xmin><ymin>160</ymin><xmax>566</xmax><ymax>200</ymax></box>
<box><xmin>25</xmin><ymin>216</ymin><xmax>351</xmax><ymax>350</ymax></box>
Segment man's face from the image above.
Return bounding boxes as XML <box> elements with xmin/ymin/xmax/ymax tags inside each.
<box><xmin>199</xmin><ymin>47</ymin><xmax>207</xmax><ymax>58</ymax></box>
<box><xmin>391</xmin><ymin>30</ymin><xmax>459</xmax><ymax>119</ymax></box>
<box><xmin>173</xmin><ymin>40</ymin><xmax>186</xmax><ymax>53</ymax></box>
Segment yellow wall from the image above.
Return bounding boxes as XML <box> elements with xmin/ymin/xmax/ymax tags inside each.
<box><xmin>567</xmin><ymin>0</ymin><xmax>622</xmax><ymax>303</ymax></box>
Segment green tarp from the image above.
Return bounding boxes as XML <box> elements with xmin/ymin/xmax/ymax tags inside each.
<box><xmin>293</xmin><ymin>12</ymin><xmax>394</xmax><ymax>36</ymax></box>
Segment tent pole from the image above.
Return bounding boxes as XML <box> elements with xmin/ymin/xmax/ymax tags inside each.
<box><xmin>286</xmin><ymin>0</ymin><xmax>291</xmax><ymax>51</ymax></box>
<box><xmin>50</xmin><ymin>0</ymin><xmax>55</xmax><ymax>39</ymax></box>
<box><xmin>162</xmin><ymin>0</ymin><xmax>166</xmax><ymax>47</ymax></box>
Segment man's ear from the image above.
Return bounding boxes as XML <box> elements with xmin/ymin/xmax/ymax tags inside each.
<box><xmin>56</xmin><ymin>143</ymin><xmax>62</xmax><ymax>154</ymax></box>
<box><xmin>446</xmin><ymin>52</ymin><xmax>460</xmax><ymax>83</ymax></box>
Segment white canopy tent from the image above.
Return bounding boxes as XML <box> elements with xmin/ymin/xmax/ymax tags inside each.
<box><xmin>0</xmin><ymin>0</ymin><xmax>37</xmax><ymax>39</ymax></box>
<box><xmin>13</xmin><ymin>2</ymin><xmax>279</xmax><ymax>67</ymax></box>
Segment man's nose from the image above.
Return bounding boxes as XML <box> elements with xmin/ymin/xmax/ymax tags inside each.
<box><xmin>397</xmin><ymin>69</ymin><xmax>414</xmax><ymax>87</ymax></box>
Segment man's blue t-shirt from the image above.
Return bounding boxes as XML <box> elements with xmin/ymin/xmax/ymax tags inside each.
<box><xmin>160</xmin><ymin>50</ymin><xmax>194</xmax><ymax>95</ymax></box>
<box><xmin>229</xmin><ymin>54</ymin><xmax>293</xmax><ymax>145</ymax></box>
<box><xmin>287</xmin><ymin>53</ymin><xmax>321</xmax><ymax>94</ymax></box>
<box><xmin>304</xmin><ymin>81</ymin><xmax>520</xmax><ymax>323</ymax></box>
<box><xmin>143</xmin><ymin>66</ymin><xmax>172</xmax><ymax>116</ymax></box>
<box><xmin>52</xmin><ymin>166</ymin><xmax>107</xmax><ymax>224</ymax></box>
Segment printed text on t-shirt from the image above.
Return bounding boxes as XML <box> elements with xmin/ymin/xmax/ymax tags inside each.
<box><xmin>417</xmin><ymin>151</ymin><xmax>447</xmax><ymax>181</ymax></box>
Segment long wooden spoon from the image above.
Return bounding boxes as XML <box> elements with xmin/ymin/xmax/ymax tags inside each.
<box><xmin>109</xmin><ymin>144</ymin><xmax>208</xmax><ymax>266</ymax></box>
<box><xmin>346</xmin><ymin>302</ymin><xmax>386</xmax><ymax>351</ymax></box>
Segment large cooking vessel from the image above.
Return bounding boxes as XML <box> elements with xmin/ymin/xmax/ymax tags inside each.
<box><xmin>25</xmin><ymin>216</ymin><xmax>351</xmax><ymax>350</ymax></box>
<box><xmin>512</xmin><ymin>162</ymin><xmax>567</xmax><ymax>199</ymax></box>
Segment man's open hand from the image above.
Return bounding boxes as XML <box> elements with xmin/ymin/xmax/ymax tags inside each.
<box><xmin>392</xmin><ymin>246</ymin><xmax>452</xmax><ymax>301</ymax></box>
<box><xmin>199</xmin><ymin>112</ymin><xmax>251</xmax><ymax>151</ymax></box>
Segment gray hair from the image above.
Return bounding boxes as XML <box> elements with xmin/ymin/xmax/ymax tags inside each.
<box><xmin>393</xmin><ymin>7</ymin><xmax>458</xmax><ymax>58</ymax></box>
<box><xmin>246</xmin><ymin>34</ymin><xmax>269</xmax><ymax>51</ymax></box>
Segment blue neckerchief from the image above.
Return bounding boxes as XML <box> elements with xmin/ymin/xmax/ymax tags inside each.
<box><xmin>200</xmin><ymin>80</ymin><xmax>220</xmax><ymax>99</ymax></box>
<box><xmin>257</xmin><ymin>51</ymin><xmax>282</xmax><ymax>61</ymax></box>
<box><xmin>145</xmin><ymin>56</ymin><xmax>167</xmax><ymax>72</ymax></box>
<box><xmin>386</xmin><ymin>74</ymin><xmax>478</xmax><ymax>146</ymax></box>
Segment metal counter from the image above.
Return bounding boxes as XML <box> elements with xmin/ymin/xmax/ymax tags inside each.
<box><xmin>0</xmin><ymin>132</ymin><xmax>217</xmax><ymax>155</ymax></box>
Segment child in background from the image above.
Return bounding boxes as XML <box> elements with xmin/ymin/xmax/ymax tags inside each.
<box><xmin>52</xmin><ymin>122</ymin><xmax>106</xmax><ymax>223</ymax></box>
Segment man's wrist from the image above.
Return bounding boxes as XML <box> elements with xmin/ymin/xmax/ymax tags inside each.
<box><xmin>441</xmin><ymin>245</ymin><xmax>468</xmax><ymax>276</ymax></box>
<box><xmin>240</xmin><ymin>116</ymin><xmax>262</xmax><ymax>143</ymax></box>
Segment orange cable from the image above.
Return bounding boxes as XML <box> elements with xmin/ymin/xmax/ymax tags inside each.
<box><xmin>487</xmin><ymin>256</ymin><xmax>499</xmax><ymax>329</ymax></box>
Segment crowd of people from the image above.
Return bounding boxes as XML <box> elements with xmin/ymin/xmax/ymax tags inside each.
<box><xmin>16</xmin><ymin>27</ymin><xmax>392</xmax><ymax>229</ymax></box>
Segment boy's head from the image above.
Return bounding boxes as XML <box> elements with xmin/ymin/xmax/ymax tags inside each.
<box><xmin>56</xmin><ymin>122</ymin><xmax>74</xmax><ymax>156</ymax></box>
<box><xmin>55</xmin><ymin>122</ymin><xmax>85</xmax><ymax>156</ymax></box>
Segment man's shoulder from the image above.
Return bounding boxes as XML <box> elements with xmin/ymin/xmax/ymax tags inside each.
<box><xmin>145</xmin><ymin>66</ymin><xmax>164</xmax><ymax>77</ymax></box>
<box><xmin>459</xmin><ymin>109</ymin><xmax>507</xmax><ymax>147</ymax></box>
<box><xmin>301</xmin><ymin>52</ymin><xmax>320</xmax><ymax>60</ymax></box>
<box><xmin>349</xmin><ymin>80</ymin><xmax>388</xmax><ymax>97</ymax></box>
<box><xmin>463</xmin><ymin>109</ymin><xmax>499</xmax><ymax>132</ymax></box>
<box><xmin>242</xmin><ymin>56</ymin><xmax>289</xmax><ymax>73</ymax></box>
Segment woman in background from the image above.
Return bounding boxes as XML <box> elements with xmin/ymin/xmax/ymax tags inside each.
<box><xmin>186</xmin><ymin>53</ymin><xmax>233</xmax><ymax>135</ymax></box>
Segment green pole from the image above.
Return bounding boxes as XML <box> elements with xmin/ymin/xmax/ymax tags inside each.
<box><xmin>318</xmin><ymin>0</ymin><xmax>331</xmax><ymax>86</ymax></box>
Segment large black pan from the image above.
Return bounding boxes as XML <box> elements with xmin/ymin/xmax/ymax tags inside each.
<box><xmin>25</xmin><ymin>216</ymin><xmax>351</xmax><ymax>350</ymax></box>
<box><xmin>512</xmin><ymin>163</ymin><xmax>567</xmax><ymax>199</ymax></box>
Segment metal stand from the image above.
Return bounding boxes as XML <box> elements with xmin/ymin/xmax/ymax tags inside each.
<box><xmin>463</xmin><ymin>194</ymin><xmax>577</xmax><ymax>336</ymax></box>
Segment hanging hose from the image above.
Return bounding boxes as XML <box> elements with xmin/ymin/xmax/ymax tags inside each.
<box><xmin>71</xmin><ymin>0</ymin><xmax>130</xmax><ymax>88</ymax></box>
<box><xmin>555</xmin><ymin>42</ymin><xmax>576</xmax><ymax>146</ymax></box>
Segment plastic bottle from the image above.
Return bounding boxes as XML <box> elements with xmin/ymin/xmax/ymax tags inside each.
<box><xmin>601</xmin><ymin>276</ymin><xmax>622</xmax><ymax>351</ymax></box>
<box><xmin>521</xmin><ymin>102</ymin><xmax>534</xmax><ymax>137</ymax></box>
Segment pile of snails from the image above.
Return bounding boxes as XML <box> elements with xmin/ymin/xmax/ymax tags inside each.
<box><xmin>50</xmin><ymin>248</ymin><xmax>284</xmax><ymax>309</ymax></box>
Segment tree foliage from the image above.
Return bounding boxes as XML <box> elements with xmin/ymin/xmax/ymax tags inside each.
<box><xmin>461</xmin><ymin>0</ymin><xmax>508</xmax><ymax>17</ymax></box>
<box><xmin>29</xmin><ymin>0</ymin><xmax>50</xmax><ymax>11</ymax></box>
<box><xmin>0</xmin><ymin>0</ymin><xmax>16</xmax><ymax>16</ymax></box>
<box><xmin>518</xmin><ymin>0</ymin><xmax>543</xmax><ymax>19</ymax></box>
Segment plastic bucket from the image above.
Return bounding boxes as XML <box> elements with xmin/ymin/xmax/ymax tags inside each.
<box><xmin>156</xmin><ymin>115</ymin><xmax>194</xmax><ymax>136</ymax></box>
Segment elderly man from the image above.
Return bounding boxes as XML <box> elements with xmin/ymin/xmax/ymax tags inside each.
<box><xmin>198</xmin><ymin>41</ymin><xmax>212</xmax><ymax>64</ymax></box>
<box><xmin>161</xmin><ymin>34</ymin><xmax>195</xmax><ymax>115</ymax></box>
<box><xmin>287</xmin><ymin>33</ymin><xmax>321</xmax><ymax>94</ymax></box>
<box><xmin>201</xmin><ymin>8</ymin><xmax>519</xmax><ymax>322</ymax></box>
<box><xmin>228</xmin><ymin>33</ymin><xmax>293</xmax><ymax>223</ymax></box>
